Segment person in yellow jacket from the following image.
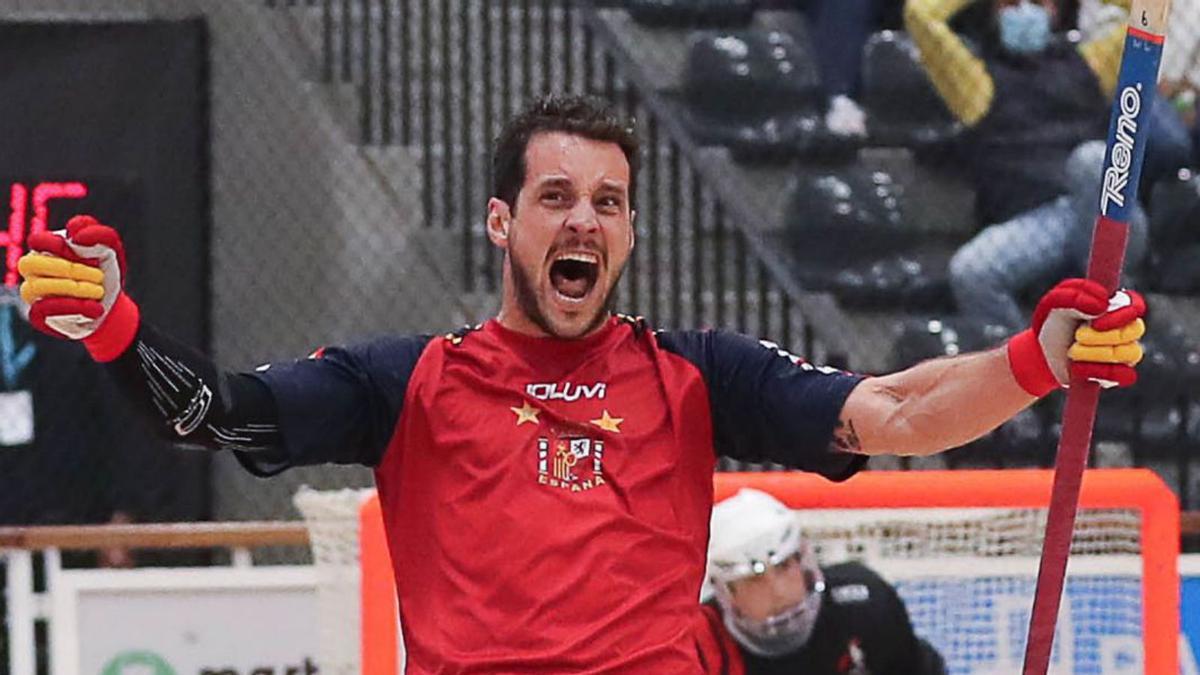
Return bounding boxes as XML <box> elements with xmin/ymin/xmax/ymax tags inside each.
<box><xmin>905</xmin><ymin>0</ymin><xmax>1189</xmax><ymax>330</ymax></box>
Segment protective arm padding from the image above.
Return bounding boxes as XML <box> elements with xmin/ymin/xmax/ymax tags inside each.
<box><xmin>105</xmin><ymin>323</ymin><xmax>286</xmax><ymax>460</ymax></box>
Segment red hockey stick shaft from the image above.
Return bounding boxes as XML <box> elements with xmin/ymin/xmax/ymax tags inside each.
<box><xmin>1021</xmin><ymin>2</ymin><xmax>1173</xmax><ymax>673</ymax></box>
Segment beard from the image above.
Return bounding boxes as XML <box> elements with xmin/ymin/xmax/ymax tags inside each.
<box><xmin>509</xmin><ymin>251</ymin><xmax>619</xmax><ymax>339</ymax></box>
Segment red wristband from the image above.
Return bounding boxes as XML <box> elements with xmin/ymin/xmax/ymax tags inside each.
<box><xmin>83</xmin><ymin>294</ymin><xmax>140</xmax><ymax>362</ymax></box>
<box><xmin>1006</xmin><ymin>329</ymin><xmax>1060</xmax><ymax>398</ymax></box>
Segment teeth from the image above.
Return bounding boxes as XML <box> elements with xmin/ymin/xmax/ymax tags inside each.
<box><xmin>554</xmin><ymin>290</ymin><xmax>587</xmax><ymax>304</ymax></box>
<box><xmin>556</xmin><ymin>252</ymin><xmax>599</xmax><ymax>265</ymax></box>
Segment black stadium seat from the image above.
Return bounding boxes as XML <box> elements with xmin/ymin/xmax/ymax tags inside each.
<box><xmin>1135</xmin><ymin>320</ymin><xmax>1200</xmax><ymax>399</ymax></box>
<box><xmin>823</xmin><ymin>252</ymin><xmax>954</xmax><ymax>310</ymax></box>
<box><xmin>992</xmin><ymin>407</ymin><xmax>1049</xmax><ymax>458</ymax></box>
<box><xmin>887</xmin><ymin>316</ymin><xmax>1008</xmax><ymax>372</ymax></box>
<box><xmin>626</xmin><ymin>0</ymin><xmax>758</xmax><ymax>28</ymax></box>
<box><xmin>781</xmin><ymin>162</ymin><xmax>958</xmax><ymax>309</ymax></box>
<box><xmin>861</xmin><ymin>31</ymin><xmax>961</xmax><ymax>151</ymax></box>
<box><xmin>1156</xmin><ymin>245</ymin><xmax>1200</xmax><ymax>294</ymax></box>
<box><xmin>1148</xmin><ymin>171</ymin><xmax>1200</xmax><ymax>292</ymax></box>
<box><xmin>680</xmin><ymin>30</ymin><xmax>858</xmax><ymax>162</ymax></box>
<box><xmin>784</xmin><ymin>165</ymin><xmax>907</xmax><ymax>266</ymax></box>
<box><xmin>1138</xmin><ymin>403</ymin><xmax>1184</xmax><ymax>448</ymax></box>
<box><xmin>1187</xmin><ymin>401</ymin><xmax>1200</xmax><ymax>446</ymax></box>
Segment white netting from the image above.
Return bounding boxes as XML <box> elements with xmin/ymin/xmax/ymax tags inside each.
<box><xmin>293</xmin><ymin>486</ymin><xmax>375</xmax><ymax>675</ymax></box>
<box><xmin>797</xmin><ymin>508</ymin><xmax>1145</xmax><ymax>675</ymax></box>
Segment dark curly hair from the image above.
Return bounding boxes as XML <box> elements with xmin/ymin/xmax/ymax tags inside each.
<box><xmin>491</xmin><ymin>94</ymin><xmax>640</xmax><ymax>212</ymax></box>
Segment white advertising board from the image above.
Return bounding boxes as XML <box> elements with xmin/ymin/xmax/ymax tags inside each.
<box><xmin>52</xmin><ymin>566</ymin><xmax>319</xmax><ymax>675</ymax></box>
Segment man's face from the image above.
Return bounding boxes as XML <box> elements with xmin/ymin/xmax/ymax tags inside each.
<box><xmin>725</xmin><ymin>554</ymin><xmax>810</xmax><ymax>622</ymax></box>
<box><xmin>488</xmin><ymin>131</ymin><xmax>634</xmax><ymax>339</ymax></box>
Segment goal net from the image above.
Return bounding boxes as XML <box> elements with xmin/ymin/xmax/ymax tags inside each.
<box><xmin>714</xmin><ymin>469</ymin><xmax>1179</xmax><ymax>675</ymax></box>
<box><xmin>298</xmin><ymin>469</ymin><xmax>1178</xmax><ymax>674</ymax></box>
<box><xmin>293</xmin><ymin>486</ymin><xmax>378</xmax><ymax>675</ymax></box>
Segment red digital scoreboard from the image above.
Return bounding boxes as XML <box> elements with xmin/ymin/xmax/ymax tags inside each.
<box><xmin>2</xmin><ymin>181</ymin><xmax>88</xmax><ymax>287</ymax></box>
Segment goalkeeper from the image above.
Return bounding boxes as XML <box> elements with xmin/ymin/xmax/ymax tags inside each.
<box><xmin>695</xmin><ymin>488</ymin><xmax>946</xmax><ymax>675</ymax></box>
<box><xmin>17</xmin><ymin>95</ymin><xmax>1147</xmax><ymax>673</ymax></box>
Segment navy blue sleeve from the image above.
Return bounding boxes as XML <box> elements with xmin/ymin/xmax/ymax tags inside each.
<box><xmin>657</xmin><ymin>330</ymin><xmax>867</xmax><ymax>480</ymax></box>
<box><xmin>244</xmin><ymin>335</ymin><xmax>433</xmax><ymax>475</ymax></box>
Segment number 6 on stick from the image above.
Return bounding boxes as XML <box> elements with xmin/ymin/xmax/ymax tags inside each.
<box><xmin>1022</xmin><ymin>1</ymin><xmax>1174</xmax><ymax>674</ymax></box>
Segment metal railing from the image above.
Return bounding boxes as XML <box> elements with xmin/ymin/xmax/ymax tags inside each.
<box><xmin>263</xmin><ymin>0</ymin><xmax>827</xmax><ymax>362</ymax></box>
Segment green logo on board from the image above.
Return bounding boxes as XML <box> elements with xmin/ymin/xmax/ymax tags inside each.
<box><xmin>100</xmin><ymin>650</ymin><xmax>176</xmax><ymax>675</ymax></box>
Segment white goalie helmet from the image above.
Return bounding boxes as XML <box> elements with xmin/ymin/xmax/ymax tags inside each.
<box><xmin>707</xmin><ymin>488</ymin><xmax>825</xmax><ymax>657</ymax></box>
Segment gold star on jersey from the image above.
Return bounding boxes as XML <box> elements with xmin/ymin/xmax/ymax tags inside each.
<box><xmin>511</xmin><ymin>401</ymin><xmax>540</xmax><ymax>426</ymax></box>
<box><xmin>589</xmin><ymin>409</ymin><xmax>624</xmax><ymax>433</ymax></box>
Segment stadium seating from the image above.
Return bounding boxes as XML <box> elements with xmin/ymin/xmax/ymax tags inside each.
<box><xmin>992</xmin><ymin>408</ymin><xmax>1050</xmax><ymax>461</ymax></box>
<box><xmin>679</xmin><ymin>29</ymin><xmax>858</xmax><ymax>162</ymax></box>
<box><xmin>886</xmin><ymin>316</ymin><xmax>1009</xmax><ymax>372</ymax></box>
<box><xmin>1089</xmin><ymin>321</ymin><xmax>1199</xmax><ymax>454</ymax></box>
<box><xmin>1148</xmin><ymin>172</ymin><xmax>1200</xmax><ymax>293</ymax></box>
<box><xmin>1189</xmin><ymin>401</ymin><xmax>1200</xmax><ymax>446</ymax></box>
<box><xmin>783</xmin><ymin>165</ymin><xmax>908</xmax><ymax>266</ymax></box>
<box><xmin>860</xmin><ymin>31</ymin><xmax>962</xmax><ymax>152</ymax></box>
<box><xmin>1157</xmin><ymin>246</ymin><xmax>1200</xmax><ymax>294</ymax></box>
<box><xmin>824</xmin><ymin>255</ymin><xmax>953</xmax><ymax>310</ymax></box>
<box><xmin>1137</xmin><ymin>321</ymin><xmax>1200</xmax><ymax>398</ymax></box>
<box><xmin>781</xmin><ymin>158</ymin><xmax>966</xmax><ymax>309</ymax></box>
<box><xmin>591</xmin><ymin>3</ymin><xmax>1200</xmax><ymax>484</ymax></box>
<box><xmin>626</xmin><ymin>0</ymin><xmax>759</xmax><ymax>28</ymax></box>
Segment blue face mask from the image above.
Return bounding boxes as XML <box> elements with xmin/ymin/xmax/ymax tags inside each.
<box><xmin>999</xmin><ymin>2</ymin><xmax>1052</xmax><ymax>55</ymax></box>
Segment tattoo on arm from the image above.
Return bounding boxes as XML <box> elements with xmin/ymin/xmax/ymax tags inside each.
<box><xmin>831</xmin><ymin>417</ymin><xmax>863</xmax><ymax>454</ymax></box>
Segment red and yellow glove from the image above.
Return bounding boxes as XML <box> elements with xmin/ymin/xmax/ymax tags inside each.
<box><xmin>16</xmin><ymin>215</ymin><xmax>139</xmax><ymax>362</ymax></box>
<box><xmin>1007</xmin><ymin>278</ymin><xmax>1146</xmax><ymax>397</ymax></box>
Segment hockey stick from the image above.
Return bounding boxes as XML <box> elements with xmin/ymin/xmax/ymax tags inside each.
<box><xmin>1021</xmin><ymin>2</ymin><xmax>1173</xmax><ymax>674</ymax></box>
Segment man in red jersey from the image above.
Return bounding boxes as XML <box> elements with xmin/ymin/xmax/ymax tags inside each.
<box><xmin>17</xmin><ymin>95</ymin><xmax>1145</xmax><ymax>673</ymax></box>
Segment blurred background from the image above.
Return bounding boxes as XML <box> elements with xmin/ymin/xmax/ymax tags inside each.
<box><xmin>0</xmin><ymin>0</ymin><xmax>1197</xmax><ymax>546</ymax></box>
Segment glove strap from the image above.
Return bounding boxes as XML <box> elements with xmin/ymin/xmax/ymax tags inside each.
<box><xmin>83</xmin><ymin>294</ymin><xmax>140</xmax><ymax>362</ymax></box>
<box><xmin>1007</xmin><ymin>329</ymin><xmax>1061</xmax><ymax>398</ymax></box>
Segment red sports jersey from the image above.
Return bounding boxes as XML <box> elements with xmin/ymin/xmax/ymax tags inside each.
<box><xmin>250</xmin><ymin>316</ymin><xmax>863</xmax><ymax>674</ymax></box>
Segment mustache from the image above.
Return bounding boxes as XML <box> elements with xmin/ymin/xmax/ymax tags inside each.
<box><xmin>546</xmin><ymin>237</ymin><xmax>607</xmax><ymax>264</ymax></box>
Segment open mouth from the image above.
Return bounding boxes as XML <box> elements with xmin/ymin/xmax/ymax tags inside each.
<box><xmin>549</xmin><ymin>251</ymin><xmax>600</xmax><ymax>302</ymax></box>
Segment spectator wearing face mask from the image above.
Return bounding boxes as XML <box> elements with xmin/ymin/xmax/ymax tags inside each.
<box><xmin>904</xmin><ymin>0</ymin><xmax>1189</xmax><ymax>330</ymax></box>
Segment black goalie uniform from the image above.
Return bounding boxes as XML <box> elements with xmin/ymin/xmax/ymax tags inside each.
<box><xmin>695</xmin><ymin>562</ymin><xmax>947</xmax><ymax>675</ymax></box>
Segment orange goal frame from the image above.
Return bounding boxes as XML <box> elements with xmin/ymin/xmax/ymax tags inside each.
<box><xmin>359</xmin><ymin>468</ymin><xmax>1179</xmax><ymax>674</ymax></box>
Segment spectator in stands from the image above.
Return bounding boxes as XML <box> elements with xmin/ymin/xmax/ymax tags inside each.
<box><xmin>695</xmin><ymin>488</ymin><xmax>947</xmax><ymax>675</ymax></box>
<box><xmin>796</xmin><ymin>0</ymin><xmax>904</xmax><ymax>137</ymax></box>
<box><xmin>1081</xmin><ymin>0</ymin><xmax>1200</xmax><ymax>110</ymax></box>
<box><xmin>1077</xmin><ymin>0</ymin><xmax>1198</xmax><ymax>177</ymax></box>
<box><xmin>905</xmin><ymin>0</ymin><xmax>1192</xmax><ymax>330</ymax></box>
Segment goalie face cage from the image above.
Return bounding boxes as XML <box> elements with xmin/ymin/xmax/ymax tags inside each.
<box><xmin>348</xmin><ymin>469</ymin><xmax>1178</xmax><ymax>675</ymax></box>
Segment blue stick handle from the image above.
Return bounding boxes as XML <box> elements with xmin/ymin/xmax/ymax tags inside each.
<box><xmin>1021</xmin><ymin>2</ymin><xmax>1173</xmax><ymax>673</ymax></box>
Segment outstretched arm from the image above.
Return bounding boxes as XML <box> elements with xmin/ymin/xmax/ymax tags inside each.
<box><xmin>838</xmin><ymin>347</ymin><xmax>1033</xmax><ymax>456</ymax></box>
<box><xmin>106</xmin><ymin>323</ymin><xmax>286</xmax><ymax>458</ymax></box>
<box><xmin>842</xmin><ymin>279</ymin><xmax>1147</xmax><ymax>457</ymax></box>
<box><xmin>17</xmin><ymin>216</ymin><xmax>286</xmax><ymax>462</ymax></box>
<box><xmin>17</xmin><ymin>215</ymin><xmax>419</xmax><ymax>475</ymax></box>
<box><xmin>905</xmin><ymin>0</ymin><xmax>995</xmax><ymax>126</ymax></box>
